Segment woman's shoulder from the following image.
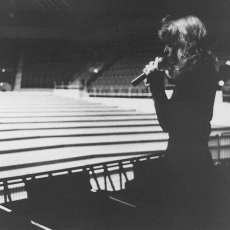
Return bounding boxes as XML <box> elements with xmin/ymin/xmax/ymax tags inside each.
<box><xmin>200</xmin><ymin>52</ymin><xmax>219</xmax><ymax>73</ymax></box>
<box><xmin>183</xmin><ymin>52</ymin><xmax>219</xmax><ymax>81</ymax></box>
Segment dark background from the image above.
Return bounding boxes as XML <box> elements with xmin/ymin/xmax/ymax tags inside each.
<box><xmin>0</xmin><ymin>1</ymin><xmax>228</xmax><ymax>50</ymax></box>
<box><xmin>0</xmin><ymin>0</ymin><xmax>229</xmax><ymax>88</ymax></box>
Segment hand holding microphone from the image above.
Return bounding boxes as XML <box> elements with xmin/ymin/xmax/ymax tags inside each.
<box><xmin>130</xmin><ymin>56</ymin><xmax>166</xmax><ymax>99</ymax></box>
<box><xmin>131</xmin><ymin>56</ymin><xmax>167</xmax><ymax>87</ymax></box>
<box><xmin>143</xmin><ymin>57</ymin><xmax>161</xmax><ymax>86</ymax></box>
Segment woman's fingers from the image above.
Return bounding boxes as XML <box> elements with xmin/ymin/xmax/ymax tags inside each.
<box><xmin>153</xmin><ymin>57</ymin><xmax>159</xmax><ymax>69</ymax></box>
<box><xmin>143</xmin><ymin>57</ymin><xmax>160</xmax><ymax>75</ymax></box>
<box><xmin>143</xmin><ymin>62</ymin><xmax>153</xmax><ymax>75</ymax></box>
<box><xmin>143</xmin><ymin>63</ymin><xmax>153</xmax><ymax>75</ymax></box>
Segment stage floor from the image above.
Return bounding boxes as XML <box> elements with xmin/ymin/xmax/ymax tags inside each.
<box><xmin>0</xmin><ymin>90</ymin><xmax>229</xmax><ymax>181</ymax></box>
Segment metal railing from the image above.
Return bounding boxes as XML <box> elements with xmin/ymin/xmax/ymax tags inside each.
<box><xmin>88</xmin><ymin>86</ymin><xmax>151</xmax><ymax>98</ymax></box>
<box><xmin>0</xmin><ymin>151</ymin><xmax>163</xmax><ymax>204</ymax></box>
<box><xmin>0</xmin><ymin>133</ymin><xmax>230</xmax><ymax>204</ymax></box>
<box><xmin>209</xmin><ymin>133</ymin><xmax>230</xmax><ymax>160</ymax></box>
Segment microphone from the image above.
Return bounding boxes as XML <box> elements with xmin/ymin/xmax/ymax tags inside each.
<box><xmin>131</xmin><ymin>56</ymin><xmax>168</xmax><ymax>87</ymax></box>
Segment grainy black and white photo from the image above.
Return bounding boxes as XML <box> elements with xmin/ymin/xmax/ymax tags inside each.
<box><xmin>0</xmin><ymin>1</ymin><xmax>230</xmax><ymax>229</ymax></box>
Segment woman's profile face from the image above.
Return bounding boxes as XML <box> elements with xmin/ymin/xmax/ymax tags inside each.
<box><xmin>164</xmin><ymin>44</ymin><xmax>180</xmax><ymax>64</ymax></box>
<box><xmin>163</xmin><ymin>43</ymin><xmax>182</xmax><ymax>78</ymax></box>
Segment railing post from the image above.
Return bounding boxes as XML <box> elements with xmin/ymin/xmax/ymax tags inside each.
<box><xmin>218</xmin><ymin>134</ymin><xmax>221</xmax><ymax>160</ymax></box>
<box><xmin>103</xmin><ymin>164</ymin><xmax>107</xmax><ymax>190</ymax></box>
<box><xmin>90</xmin><ymin>167</ymin><xmax>101</xmax><ymax>190</ymax></box>
<box><xmin>119</xmin><ymin>162</ymin><xmax>123</xmax><ymax>190</ymax></box>
<box><xmin>3</xmin><ymin>181</ymin><xmax>12</xmax><ymax>203</ymax></box>
<box><xmin>103</xmin><ymin>165</ymin><xmax>115</xmax><ymax>191</ymax></box>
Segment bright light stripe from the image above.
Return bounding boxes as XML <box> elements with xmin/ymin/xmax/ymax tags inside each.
<box><xmin>71</xmin><ymin>169</ymin><xmax>83</xmax><ymax>173</ymax></box>
<box><xmin>109</xmin><ymin>196</ymin><xmax>137</xmax><ymax>208</ymax></box>
<box><xmin>31</xmin><ymin>220</ymin><xmax>52</xmax><ymax>230</ymax></box>
<box><xmin>35</xmin><ymin>174</ymin><xmax>49</xmax><ymax>179</ymax></box>
<box><xmin>92</xmin><ymin>165</ymin><xmax>103</xmax><ymax>169</ymax></box>
<box><xmin>94</xmin><ymin>169</ymin><xmax>104</xmax><ymax>173</ymax></box>
<box><xmin>107</xmin><ymin>163</ymin><xmax>118</xmax><ymax>167</ymax></box>
<box><xmin>0</xmin><ymin>205</ymin><xmax>12</xmax><ymax>212</ymax></box>
<box><xmin>122</xmin><ymin>161</ymin><xmax>131</xmax><ymax>164</ymax></box>
<box><xmin>108</xmin><ymin>166</ymin><xmax>119</xmax><ymax>171</ymax></box>
<box><xmin>150</xmin><ymin>156</ymin><xmax>159</xmax><ymax>160</ymax></box>
<box><xmin>139</xmin><ymin>158</ymin><xmax>147</xmax><ymax>161</ymax></box>
<box><xmin>52</xmin><ymin>171</ymin><xmax>68</xmax><ymax>176</ymax></box>
<box><xmin>8</xmin><ymin>183</ymin><xmax>25</xmax><ymax>188</ymax></box>
<box><xmin>8</xmin><ymin>179</ymin><xmax>23</xmax><ymax>183</ymax></box>
<box><xmin>123</xmin><ymin>164</ymin><xmax>133</xmax><ymax>168</ymax></box>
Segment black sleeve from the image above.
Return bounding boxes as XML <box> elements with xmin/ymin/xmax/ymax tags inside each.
<box><xmin>152</xmin><ymin>67</ymin><xmax>217</xmax><ymax>135</ymax></box>
<box><xmin>154</xmin><ymin>93</ymin><xmax>172</xmax><ymax>132</ymax></box>
<box><xmin>147</xmin><ymin>71</ymin><xmax>172</xmax><ymax>133</ymax></box>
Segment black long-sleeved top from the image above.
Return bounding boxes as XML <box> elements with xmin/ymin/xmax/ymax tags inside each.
<box><xmin>153</xmin><ymin>56</ymin><xmax>218</xmax><ymax>152</ymax></box>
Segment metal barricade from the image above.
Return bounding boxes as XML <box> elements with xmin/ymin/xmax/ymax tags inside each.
<box><xmin>0</xmin><ymin>152</ymin><xmax>163</xmax><ymax>204</ymax></box>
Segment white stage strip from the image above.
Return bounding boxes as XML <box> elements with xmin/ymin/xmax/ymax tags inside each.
<box><xmin>0</xmin><ymin>120</ymin><xmax>160</xmax><ymax>131</ymax></box>
<box><xmin>0</xmin><ymin>133</ymin><xmax>167</xmax><ymax>152</ymax></box>
<box><xmin>0</xmin><ymin>141</ymin><xmax>167</xmax><ymax>169</ymax></box>
<box><xmin>0</xmin><ymin>90</ymin><xmax>228</xmax><ymax>182</ymax></box>
<box><xmin>0</xmin><ymin>111</ymin><xmax>148</xmax><ymax>117</ymax></box>
<box><xmin>0</xmin><ymin>126</ymin><xmax>160</xmax><ymax>140</ymax></box>
<box><xmin>0</xmin><ymin>114</ymin><xmax>156</xmax><ymax>123</ymax></box>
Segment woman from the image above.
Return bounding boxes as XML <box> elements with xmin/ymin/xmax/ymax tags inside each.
<box><xmin>143</xmin><ymin>15</ymin><xmax>219</xmax><ymax>229</ymax></box>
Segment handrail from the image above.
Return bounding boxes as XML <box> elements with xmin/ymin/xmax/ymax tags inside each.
<box><xmin>0</xmin><ymin>151</ymin><xmax>164</xmax><ymax>204</ymax></box>
<box><xmin>88</xmin><ymin>86</ymin><xmax>151</xmax><ymax>98</ymax></box>
<box><xmin>1</xmin><ymin>134</ymin><xmax>230</xmax><ymax>203</ymax></box>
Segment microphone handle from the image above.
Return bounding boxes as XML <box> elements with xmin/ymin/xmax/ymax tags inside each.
<box><xmin>131</xmin><ymin>73</ymin><xmax>146</xmax><ymax>87</ymax></box>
